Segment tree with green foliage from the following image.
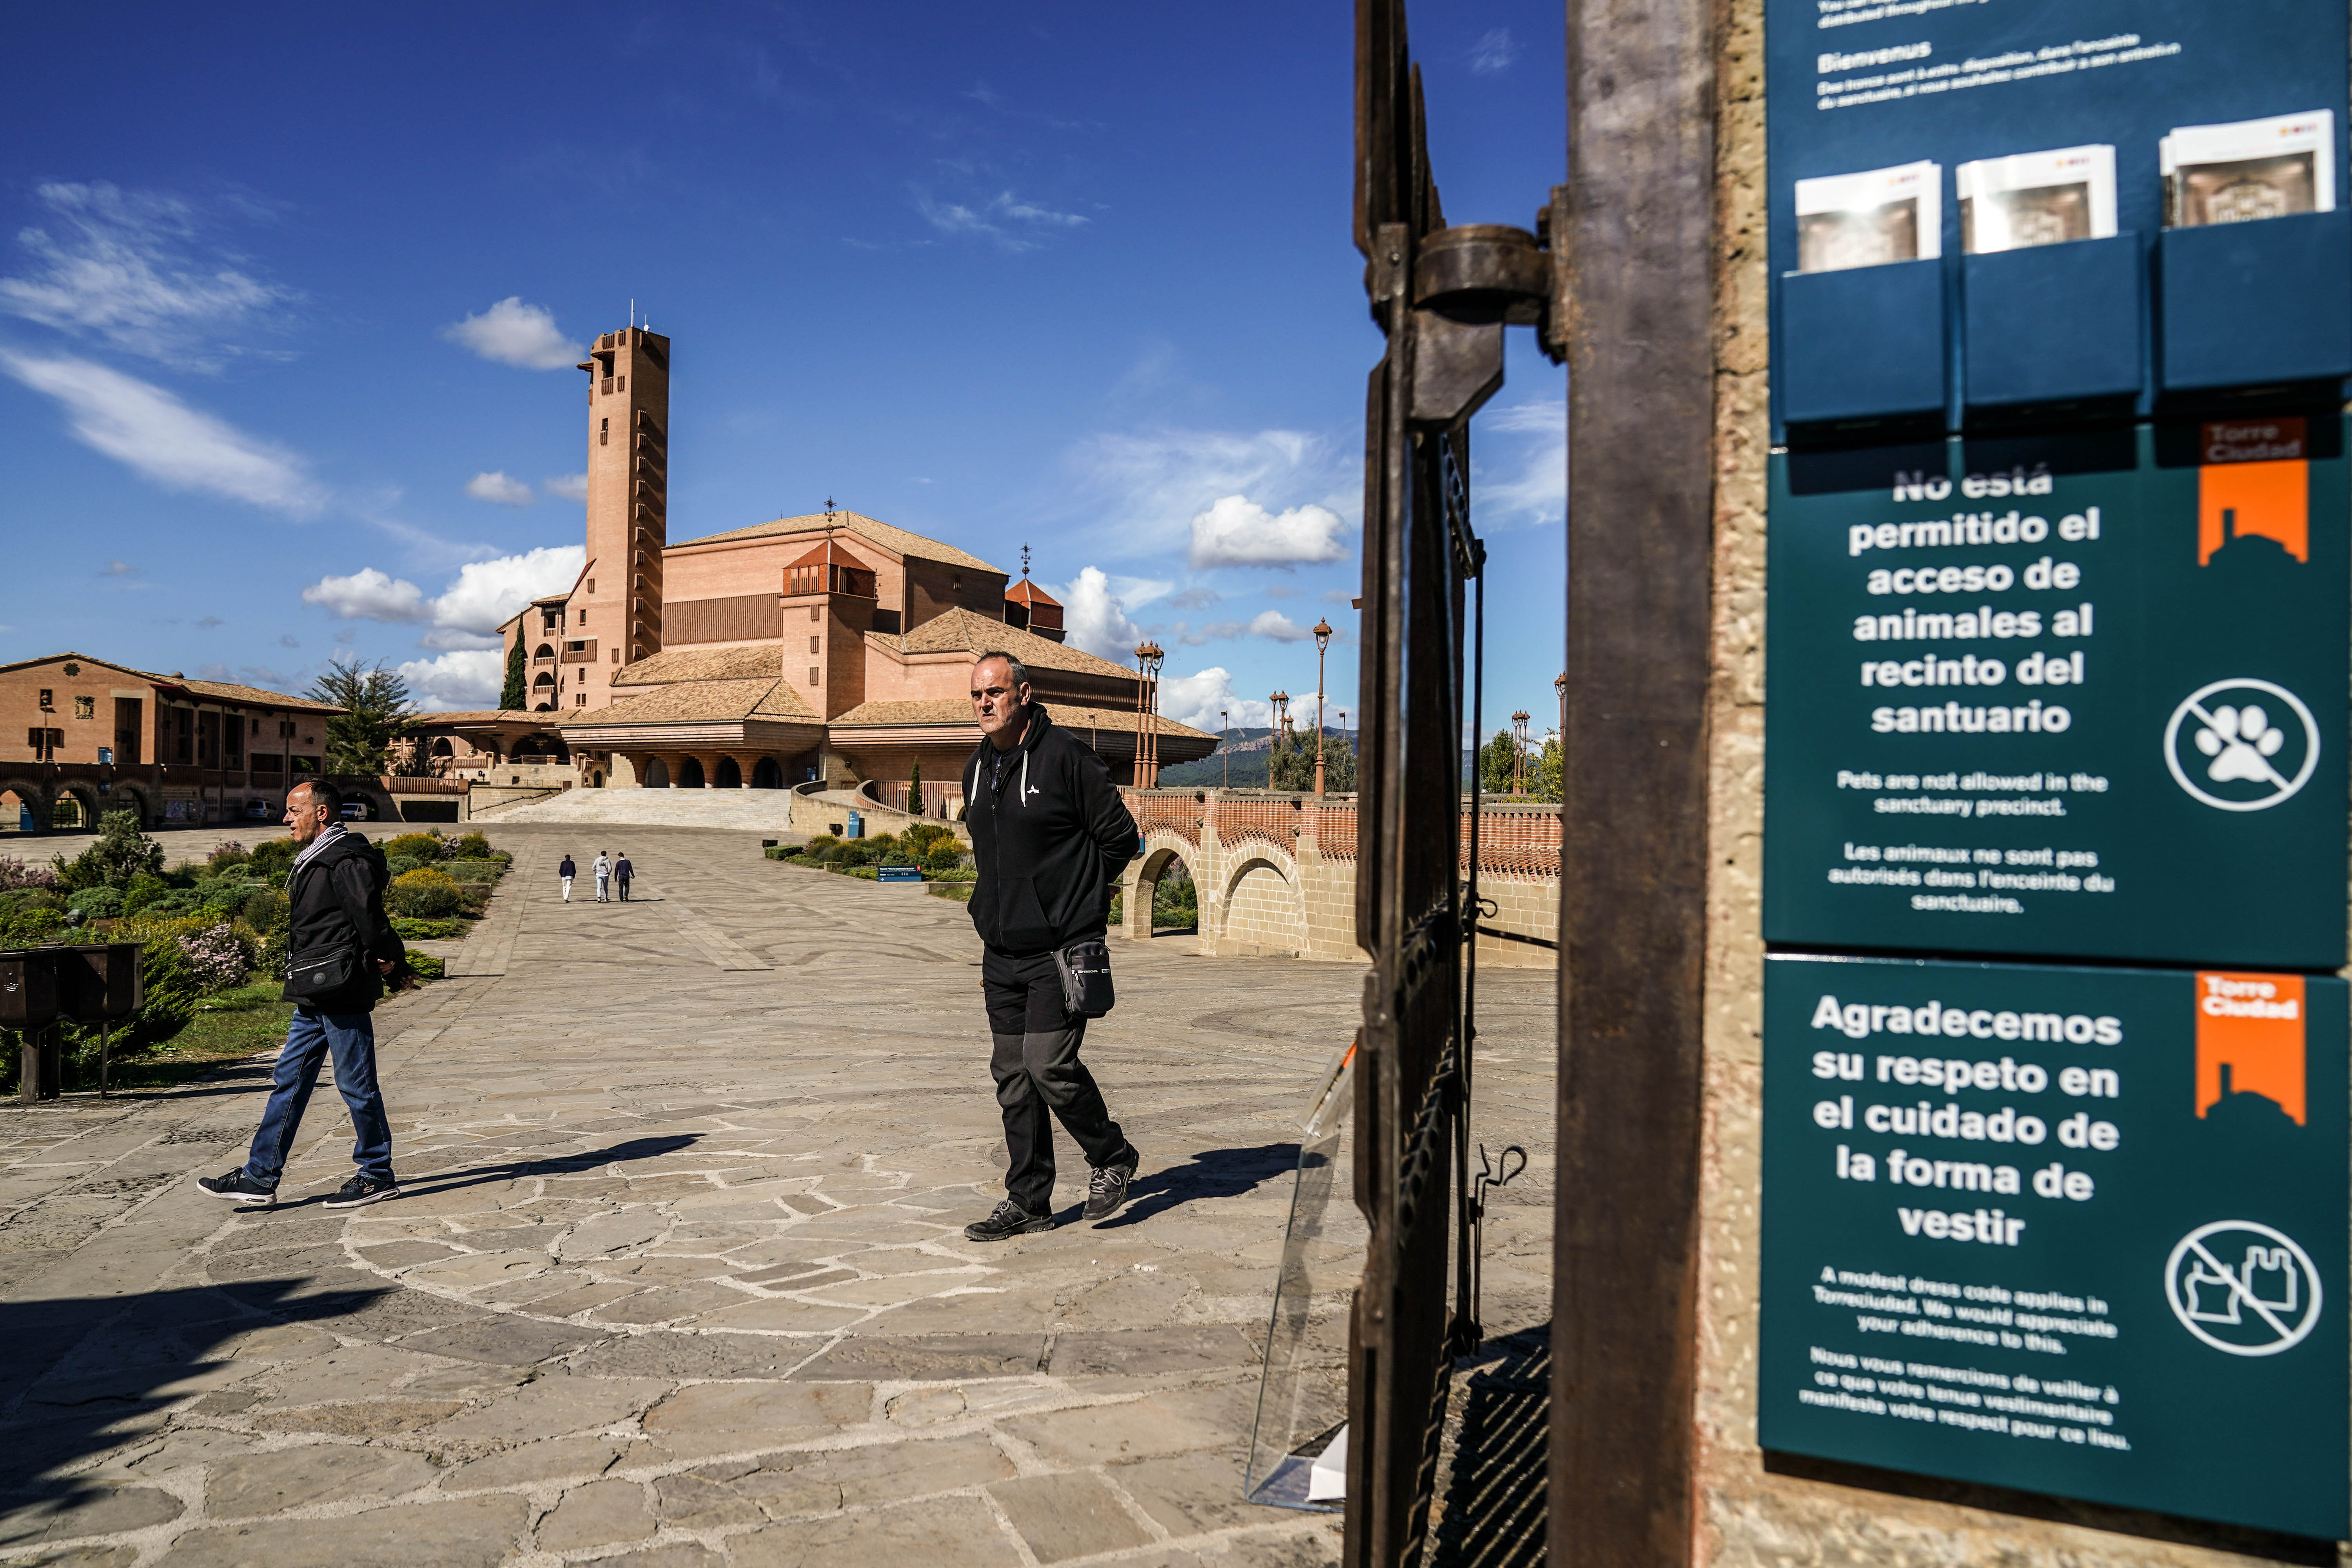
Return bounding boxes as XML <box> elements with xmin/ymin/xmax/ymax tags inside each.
<box><xmin>907</xmin><ymin>756</ymin><xmax>924</xmax><ymax>813</ymax></box>
<box><xmin>1269</xmin><ymin>727</ymin><xmax>1356</xmax><ymax>793</ymax></box>
<box><xmin>1477</xmin><ymin>731</ymin><xmax>1524</xmax><ymax>796</ymax></box>
<box><xmin>52</xmin><ymin>810</ymin><xmax>166</xmax><ymax>891</ymax></box>
<box><xmin>499</xmin><ymin>637</ymin><xmax>528</xmax><ymax>711</ymax></box>
<box><xmin>1527</xmin><ymin>734</ymin><xmax>1563</xmax><ymax>803</ymax></box>
<box><xmin>307</xmin><ymin>658</ymin><xmax>417</xmax><ymax>776</ymax></box>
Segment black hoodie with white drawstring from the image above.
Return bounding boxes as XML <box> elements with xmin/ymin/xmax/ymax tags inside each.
<box><xmin>962</xmin><ymin>704</ymin><xmax>1140</xmax><ymax>957</ymax></box>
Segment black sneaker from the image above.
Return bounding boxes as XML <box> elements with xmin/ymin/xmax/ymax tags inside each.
<box><xmin>1084</xmin><ymin>1160</ymin><xmax>1138</xmax><ymax>1224</ymax></box>
<box><xmin>323</xmin><ymin>1174</ymin><xmax>402</xmax><ymax>1209</ymax></box>
<box><xmin>197</xmin><ymin>1168</ymin><xmax>277</xmax><ymax>1206</ymax></box>
<box><xmin>963</xmin><ymin>1200</ymin><xmax>1054</xmax><ymax>1241</ymax></box>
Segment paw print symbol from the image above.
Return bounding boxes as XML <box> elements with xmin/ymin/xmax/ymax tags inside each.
<box><xmin>2195</xmin><ymin>704</ymin><xmax>2288</xmax><ymax>786</ymax></box>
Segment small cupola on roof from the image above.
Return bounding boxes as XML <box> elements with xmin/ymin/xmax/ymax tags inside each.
<box><xmin>1003</xmin><ymin>577</ymin><xmax>1066</xmax><ymax>642</ymax></box>
<box><xmin>783</xmin><ymin>540</ymin><xmax>877</xmax><ymax>599</ymax></box>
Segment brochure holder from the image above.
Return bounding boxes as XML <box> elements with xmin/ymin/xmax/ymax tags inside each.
<box><xmin>2158</xmin><ymin>208</ymin><xmax>2352</xmax><ymax>393</ymax></box>
<box><xmin>1779</xmin><ymin>259</ymin><xmax>1946</xmax><ymax>429</ymax></box>
<box><xmin>1962</xmin><ymin>235</ymin><xmax>2144</xmax><ymax>416</ymax></box>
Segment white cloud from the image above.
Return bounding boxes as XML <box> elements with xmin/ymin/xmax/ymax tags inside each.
<box><xmin>1166</xmin><ymin>586</ymin><xmax>1220</xmax><ymax>610</ymax></box>
<box><xmin>398</xmin><ymin>650</ymin><xmax>506</xmax><ymax>711</ymax></box>
<box><xmin>1158</xmin><ymin>668</ymin><xmax>1272</xmax><ymax>731</ymax></box>
<box><xmin>1478</xmin><ymin>398</ymin><xmax>1565</xmax><ymax>528</ymax></box>
<box><xmin>430</xmin><ymin>545</ymin><xmax>584</xmax><ymax>635</ymax></box>
<box><xmin>543</xmin><ymin>472</ymin><xmax>589</xmax><ymax>502</ymax></box>
<box><xmin>1056</xmin><ymin>566</ymin><xmax>1144</xmax><ymax>659</ymax></box>
<box><xmin>302</xmin><ymin>546</ymin><xmax>584</xmax><ymax>648</ymax></box>
<box><xmin>466</xmin><ymin>470</ymin><xmax>534</xmax><ymax>506</ymax></box>
<box><xmin>914</xmin><ymin>189</ymin><xmax>1090</xmax><ymax>252</ymax></box>
<box><xmin>440</xmin><ymin>297</ymin><xmax>581</xmax><ymax>370</ymax></box>
<box><xmin>1069</xmin><ymin>427</ymin><xmax>1349</xmax><ymax>553</ymax></box>
<box><xmin>1108</xmin><ymin>575</ymin><xmax>1172</xmax><ymax>610</ymax></box>
<box><xmin>1247</xmin><ymin>610</ymin><xmax>1313</xmax><ymax>642</ymax></box>
<box><xmin>1468</xmin><ymin>27</ymin><xmax>1520</xmax><ymax>74</ymax></box>
<box><xmin>2</xmin><ymin>352</ymin><xmax>323</xmax><ymax>514</ymax></box>
<box><xmin>1189</xmin><ymin>494</ymin><xmax>1350</xmax><ymax>569</ymax></box>
<box><xmin>0</xmin><ymin>182</ymin><xmax>292</xmax><ymax>367</ymax></box>
<box><xmin>303</xmin><ymin>566</ymin><xmax>427</xmax><ymax>622</ymax></box>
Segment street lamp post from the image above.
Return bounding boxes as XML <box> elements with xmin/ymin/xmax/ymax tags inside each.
<box><xmin>1221</xmin><ymin>709</ymin><xmax>1230</xmax><ymax>788</ymax></box>
<box><xmin>1511</xmin><ymin>709</ymin><xmax>1530</xmax><ymax>795</ymax></box>
<box><xmin>1134</xmin><ymin>641</ymin><xmax>1164</xmax><ymax>787</ymax></box>
<box><xmin>1312</xmin><ymin>618</ymin><xmax>1334</xmax><ymax>795</ymax></box>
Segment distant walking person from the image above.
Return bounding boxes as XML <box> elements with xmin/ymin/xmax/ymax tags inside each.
<box><xmin>198</xmin><ymin>780</ymin><xmax>410</xmax><ymax>1209</ymax></box>
<box><xmin>615</xmin><ymin>851</ymin><xmax>634</xmax><ymax>901</ymax></box>
<box><xmin>593</xmin><ymin>850</ymin><xmax>612</xmax><ymax>902</ymax></box>
<box><xmin>958</xmin><ymin>652</ymin><xmax>1143</xmax><ymax>1241</ymax></box>
<box><xmin>559</xmin><ymin>853</ymin><xmax>576</xmax><ymax>902</ymax></box>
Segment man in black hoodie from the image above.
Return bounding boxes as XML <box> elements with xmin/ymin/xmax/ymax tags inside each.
<box><xmin>198</xmin><ymin>780</ymin><xmax>410</xmax><ymax>1209</ymax></box>
<box><xmin>960</xmin><ymin>652</ymin><xmax>1143</xmax><ymax>1240</ymax></box>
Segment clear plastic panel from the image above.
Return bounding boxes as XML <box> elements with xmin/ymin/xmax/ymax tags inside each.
<box><xmin>1244</xmin><ymin>1036</ymin><xmax>1362</xmax><ymax>1510</ymax></box>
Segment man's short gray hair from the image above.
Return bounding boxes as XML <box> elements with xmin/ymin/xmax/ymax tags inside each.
<box><xmin>974</xmin><ymin>651</ymin><xmax>1031</xmax><ymax>690</ymax></box>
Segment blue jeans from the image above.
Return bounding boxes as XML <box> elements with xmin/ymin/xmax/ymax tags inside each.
<box><xmin>244</xmin><ymin>1007</ymin><xmax>394</xmax><ymax>1187</ymax></box>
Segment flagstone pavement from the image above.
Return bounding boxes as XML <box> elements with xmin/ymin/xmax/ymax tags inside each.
<box><xmin>0</xmin><ymin>823</ymin><xmax>1555</xmax><ymax>1568</ymax></box>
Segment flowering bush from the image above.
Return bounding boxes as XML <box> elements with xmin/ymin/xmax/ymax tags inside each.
<box><xmin>0</xmin><ymin>854</ymin><xmax>63</xmax><ymax>893</ymax></box>
<box><xmin>176</xmin><ymin>922</ymin><xmax>252</xmax><ymax>993</ymax></box>
<box><xmin>207</xmin><ymin>840</ymin><xmax>250</xmax><ymax>870</ymax></box>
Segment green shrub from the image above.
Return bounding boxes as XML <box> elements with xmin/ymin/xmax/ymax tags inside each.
<box><xmin>121</xmin><ymin>873</ymin><xmax>169</xmax><ymax>917</ymax></box>
<box><xmin>383</xmin><ymin>831</ymin><xmax>448</xmax><ymax>864</ymax></box>
<box><xmin>383</xmin><ymin>855</ymin><xmax>425</xmax><ymax>879</ymax></box>
<box><xmin>197</xmin><ymin>878</ymin><xmax>260</xmax><ymax>916</ymax></box>
<box><xmin>52</xmin><ymin>811</ymin><xmax>165</xmax><ymax>892</ymax></box>
<box><xmin>0</xmin><ymin>904</ymin><xmax>65</xmax><ymax>946</ymax></box>
<box><xmin>927</xmin><ymin>865</ymin><xmax>976</xmax><ymax>884</ymax></box>
<box><xmin>457</xmin><ymin>884</ymin><xmax>492</xmax><ymax>917</ymax></box>
<box><xmin>248</xmin><ymin>838</ymin><xmax>298</xmax><ymax>877</ymax></box>
<box><xmin>120</xmin><ymin>928</ymin><xmax>199</xmax><ymax>1050</ymax></box>
<box><xmin>392</xmin><ymin>916</ymin><xmax>468</xmax><ymax>940</ymax></box>
<box><xmin>927</xmin><ymin>882</ymin><xmax>975</xmax><ymax>903</ymax></box>
<box><xmin>69</xmin><ymin>886</ymin><xmax>123</xmax><ymax>920</ymax></box>
<box><xmin>256</xmin><ymin>926</ymin><xmax>289</xmax><ymax>984</ymax></box>
<box><xmin>403</xmin><ymin>947</ymin><xmax>446</xmax><ymax>980</ymax></box>
<box><xmin>385</xmin><ymin>868</ymin><xmax>462</xmax><ymax>920</ymax></box>
<box><xmin>452</xmin><ymin>832</ymin><xmax>493</xmax><ymax>859</ymax></box>
<box><xmin>922</xmin><ymin>842</ymin><xmax>965</xmax><ymax>873</ymax></box>
<box><xmin>442</xmin><ymin>859</ymin><xmax>504</xmax><ymax>883</ymax></box>
<box><xmin>844</xmin><ymin>865</ymin><xmax>880</xmax><ymax>880</ymax></box>
<box><xmin>206</xmin><ymin>841</ymin><xmax>251</xmax><ymax>872</ymax></box>
<box><xmin>241</xmin><ymin>887</ymin><xmax>288</xmax><ymax>931</ymax></box>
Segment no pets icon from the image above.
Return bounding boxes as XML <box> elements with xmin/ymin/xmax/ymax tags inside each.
<box><xmin>2162</xmin><ymin>679</ymin><xmax>2319</xmax><ymax>812</ymax></box>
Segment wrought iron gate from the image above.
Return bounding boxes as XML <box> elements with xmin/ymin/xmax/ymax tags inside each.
<box><xmin>1347</xmin><ymin>1</ymin><xmax>1559</xmax><ymax>1561</ymax></box>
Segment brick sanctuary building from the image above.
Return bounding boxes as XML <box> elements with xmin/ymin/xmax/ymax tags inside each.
<box><xmin>411</xmin><ymin>325</ymin><xmax>1215</xmax><ymax>811</ymax></box>
<box><xmin>0</xmin><ymin>652</ymin><xmax>344</xmax><ymax>830</ymax></box>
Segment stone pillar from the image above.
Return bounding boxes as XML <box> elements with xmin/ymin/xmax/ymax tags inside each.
<box><xmin>1195</xmin><ymin>791</ymin><xmax>1224</xmax><ymax>957</ymax></box>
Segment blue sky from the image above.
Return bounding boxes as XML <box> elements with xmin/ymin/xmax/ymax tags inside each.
<box><xmin>3</xmin><ymin>3</ymin><xmax>1565</xmax><ymax>740</ymax></box>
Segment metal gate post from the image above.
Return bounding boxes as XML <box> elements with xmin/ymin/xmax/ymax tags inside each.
<box><xmin>1552</xmin><ymin>0</ymin><xmax>1720</xmax><ymax>1563</ymax></box>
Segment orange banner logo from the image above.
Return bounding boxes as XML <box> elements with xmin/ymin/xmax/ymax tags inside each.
<box><xmin>2195</xmin><ymin>971</ymin><xmax>2306</xmax><ymax>1124</ymax></box>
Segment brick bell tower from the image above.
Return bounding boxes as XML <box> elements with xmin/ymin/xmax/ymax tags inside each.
<box><xmin>571</xmin><ymin>324</ymin><xmax>669</xmax><ymax>709</ymax></box>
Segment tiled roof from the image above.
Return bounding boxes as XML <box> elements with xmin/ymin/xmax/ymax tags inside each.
<box><xmin>411</xmin><ymin>710</ymin><xmax>548</xmax><ymax>725</ymax></box>
<box><xmin>612</xmin><ymin>644</ymin><xmax>779</xmax><ymax>686</ymax></box>
<box><xmin>672</xmin><ymin>510</ymin><xmax>1005</xmax><ymax>575</ymax></box>
<box><xmin>829</xmin><ymin>697</ymin><xmax>1212</xmax><ymax>741</ymax></box>
<box><xmin>1005</xmin><ymin>578</ymin><xmax>1061</xmax><ymax>606</ymax></box>
<box><xmin>0</xmin><ymin>652</ymin><xmax>160</xmax><ymax>685</ymax></box>
<box><xmin>584</xmin><ymin>678</ymin><xmax>819</xmax><ymax>726</ymax></box>
<box><xmin>881</xmin><ymin>608</ymin><xmax>1133</xmax><ymax>681</ymax></box>
<box><xmin>169</xmin><ymin>678</ymin><xmax>343</xmax><ymax>713</ymax></box>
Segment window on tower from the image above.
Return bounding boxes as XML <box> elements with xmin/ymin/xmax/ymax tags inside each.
<box><xmin>600</xmin><ymin>417</ymin><xmax>609</xmax><ymax>446</ymax></box>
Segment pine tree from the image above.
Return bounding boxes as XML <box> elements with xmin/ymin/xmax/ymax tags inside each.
<box><xmin>499</xmin><ymin>639</ymin><xmax>527</xmax><ymax>711</ymax></box>
<box><xmin>307</xmin><ymin>658</ymin><xmax>418</xmax><ymax>777</ymax></box>
<box><xmin>907</xmin><ymin>756</ymin><xmax>924</xmax><ymax>813</ymax></box>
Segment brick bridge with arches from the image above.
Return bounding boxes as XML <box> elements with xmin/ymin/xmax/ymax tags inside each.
<box><xmin>1116</xmin><ymin>788</ymin><xmax>1559</xmax><ymax>965</ymax></box>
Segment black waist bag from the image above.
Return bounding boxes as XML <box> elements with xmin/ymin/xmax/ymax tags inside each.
<box><xmin>285</xmin><ymin>942</ymin><xmax>359</xmax><ymax>1005</ymax></box>
<box><xmin>1053</xmin><ymin>939</ymin><xmax>1116</xmax><ymax>1018</ymax></box>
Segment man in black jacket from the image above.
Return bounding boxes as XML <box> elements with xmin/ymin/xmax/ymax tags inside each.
<box><xmin>198</xmin><ymin>780</ymin><xmax>410</xmax><ymax>1209</ymax></box>
<box><xmin>960</xmin><ymin>652</ymin><xmax>1144</xmax><ymax>1241</ymax></box>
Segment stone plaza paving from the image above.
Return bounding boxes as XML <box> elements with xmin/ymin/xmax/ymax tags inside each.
<box><xmin>0</xmin><ymin>823</ymin><xmax>1555</xmax><ymax>1567</ymax></box>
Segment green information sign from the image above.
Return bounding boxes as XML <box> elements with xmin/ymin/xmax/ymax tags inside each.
<box><xmin>1763</xmin><ymin>421</ymin><xmax>2349</xmax><ymax>968</ymax></box>
<box><xmin>1761</xmin><ymin>953</ymin><xmax>2349</xmax><ymax>1538</ymax></box>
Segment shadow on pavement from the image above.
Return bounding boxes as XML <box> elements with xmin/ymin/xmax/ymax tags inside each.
<box><xmin>0</xmin><ymin>1279</ymin><xmax>390</xmax><ymax>1526</ymax></box>
<box><xmin>1091</xmin><ymin>1141</ymin><xmax>1301</xmax><ymax>1228</ymax></box>
<box><xmin>388</xmin><ymin>1133</ymin><xmax>704</xmax><ymax>1203</ymax></box>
